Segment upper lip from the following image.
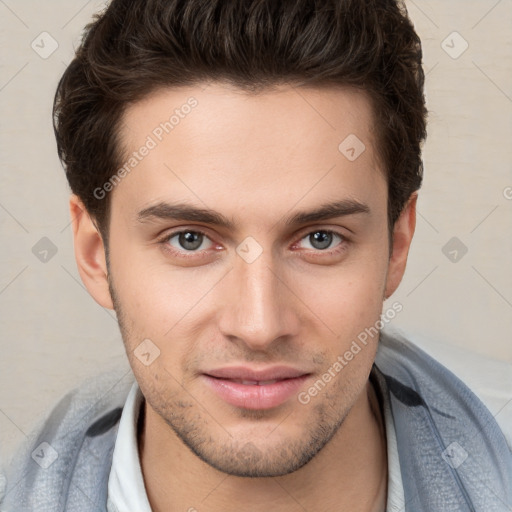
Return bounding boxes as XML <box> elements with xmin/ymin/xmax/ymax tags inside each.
<box><xmin>204</xmin><ymin>366</ymin><xmax>310</xmax><ymax>381</ymax></box>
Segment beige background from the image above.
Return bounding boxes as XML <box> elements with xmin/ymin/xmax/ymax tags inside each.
<box><xmin>1</xmin><ymin>0</ymin><xmax>511</xmax><ymax>467</ymax></box>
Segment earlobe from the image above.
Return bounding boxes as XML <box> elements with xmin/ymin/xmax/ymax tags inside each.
<box><xmin>384</xmin><ymin>192</ymin><xmax>418</xmax><ymax>300</ymax></box>
<box><xmin>69</xmin><ymin>194</ymin><xmax>114</xmax><ymax>310</ymax></box>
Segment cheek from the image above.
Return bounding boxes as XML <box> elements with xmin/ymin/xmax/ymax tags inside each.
<box><xmin>110</xmin><ymin>248</ymin><xmax>227</xmax><ymax>353</ymax></box>
<box><xmin>292</xmin><ymin>256</ymin><xmax>388</xmax><ymax>339</ymax></box>
<box><xmin>110</xmin><ymin>239</ymin><xmax>185</xmax><ymax>311</ymax></box>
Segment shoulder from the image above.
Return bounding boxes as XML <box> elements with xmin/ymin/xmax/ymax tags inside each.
<box><xmin>0</xmin><ymin>367</ymin><xmax>136</xmax><ymax>510</ymax></box>
<box><xmin>377</xmin><ymin>326</ymin><xmax>512</xmax><ymax>450</ymax></box>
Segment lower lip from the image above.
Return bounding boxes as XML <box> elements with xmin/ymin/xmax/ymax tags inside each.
<box><xmin>202</xmin><ymin>375</ymin><xmax>310</xmax><ymax>410</ymax></box>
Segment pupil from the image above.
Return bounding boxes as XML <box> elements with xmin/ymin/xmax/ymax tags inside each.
<box><xmin>180</xmin><ymin>231</ymin><xmax>202</xmax><ymax>250</ymax></box>
<box><xmin>311</xmin><ymin>231</ymin><xmax>332</xmax><ymax>250</ymax></box>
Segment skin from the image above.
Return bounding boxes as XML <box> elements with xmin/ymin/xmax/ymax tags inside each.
<box><xmin>70</xmin><ymin>82</ymin><xmax>417</xmax><ymax>512</ymax></box>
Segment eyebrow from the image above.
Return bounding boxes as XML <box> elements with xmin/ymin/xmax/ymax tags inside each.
<box><xmin>136</xmin><ymin>199</ymin><xmax>370</xmax><ymax>230</ymax></box>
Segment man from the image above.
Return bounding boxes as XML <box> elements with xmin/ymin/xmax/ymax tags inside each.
<box><xmin>1</xmin><ymin>0</ymin><xmax>510</xmax><ymax>511</ymax></box>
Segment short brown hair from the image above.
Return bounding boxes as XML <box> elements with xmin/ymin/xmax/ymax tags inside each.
<box><xmin>53</xmin><ymin>0</ymin><xmax>427</xmax><ymax>243</ymax></box>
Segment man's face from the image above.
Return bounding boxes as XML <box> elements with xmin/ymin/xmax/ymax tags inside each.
<box><xmin>105</xmin><ymin>83</ymin><xmax>393</xmax><ymax>476</ymax></box>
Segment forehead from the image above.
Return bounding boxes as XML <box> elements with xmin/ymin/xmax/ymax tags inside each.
<box><xmin>112</xmin><ymin>82</ymin><xmax>386</xmax><ymax>228</ymax></box>
<box><xmin>120</xmin><ymin>82</ymin><xmax>378</xmax><ymax>154</ymax></box>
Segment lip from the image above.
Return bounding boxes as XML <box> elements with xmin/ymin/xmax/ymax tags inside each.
<box><xmin>202</xmin><ymin>366</ymin><xmax>311</xmax><ymax>410</ymax></box>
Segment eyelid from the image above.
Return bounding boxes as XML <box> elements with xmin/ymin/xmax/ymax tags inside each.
<box><xmin>296</xmin><ymin>225</ymin><xmax>349</xmax><ymax>240</ymax></box>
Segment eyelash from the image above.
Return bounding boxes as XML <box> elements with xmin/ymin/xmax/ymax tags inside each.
<box><xmin>157</xmin><ymin>228</ymin><xmax>349</xmax><ymax>260</ymax></box>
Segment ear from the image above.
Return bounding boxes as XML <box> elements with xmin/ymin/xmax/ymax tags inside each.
<box><xmin>384</xmin><ymin>192</ymin><xmax>418</xmax><ymax>299</ymax></box>
<box><xmin>69</xmin><ymin>194</ymin><xmax>114</xmax><ymax>310</ymax></box>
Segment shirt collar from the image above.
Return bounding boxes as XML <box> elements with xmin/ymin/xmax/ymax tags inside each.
<box><xmin>107</xmin><ymin>380</ymin><xmax>152</xmax><ymax>512</ymax></box>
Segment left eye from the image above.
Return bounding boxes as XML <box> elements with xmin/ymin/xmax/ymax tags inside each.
<box><xmin>298</xmin><ymin>230</ymin><xmax>344</xmax><ymax>251</ymax></box>
<box><xmin>167</xmin><ymin>230</ymin><xmax>213</xmax><ymax>252</ymax></box>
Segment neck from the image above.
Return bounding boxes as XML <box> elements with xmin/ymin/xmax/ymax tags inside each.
<box><xmin>139</xmin><ymin>380</ymin><xmax>387</xmax><ymax>512</ymax></box>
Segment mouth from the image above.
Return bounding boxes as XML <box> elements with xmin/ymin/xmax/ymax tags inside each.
<box><xmin>220</xmin><ymin>379</ymin><xmax>280</xmax><ymax>385</ymax></box>
<box><xmin>201</xmin><ymin>366</ymin><xmax>311</xmax><ymax>410</ymax></box>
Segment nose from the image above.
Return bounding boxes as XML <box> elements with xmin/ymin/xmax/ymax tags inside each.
<box><xmin>217</xmin><ymin>247</ymin><xmax>300</xmax><ymax>352</ymax></box>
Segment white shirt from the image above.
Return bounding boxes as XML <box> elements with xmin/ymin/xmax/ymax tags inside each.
<box><xmin>107</xmin><ymin>382</ymin><xmax>152</xmax><ymax>512</ymax></box>
<box><xmin>106</xmin><ymin>380</ymin><xmax>405</xmax><ymax>512</ymax></box>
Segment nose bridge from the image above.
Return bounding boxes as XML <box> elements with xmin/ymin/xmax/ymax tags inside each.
<box><xmin>219</xmin><ymin>244</ymin><xmax>295</xmax><ymax>349</ymax></box>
